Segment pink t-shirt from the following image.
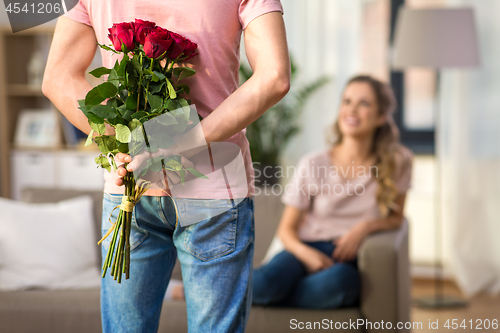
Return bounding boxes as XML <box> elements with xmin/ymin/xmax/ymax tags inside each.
<box><xmin>281</xmin><ymin>146</ymin><xmax>413</xmax><ymax>242</ymax></box>
<box><xmin>64</xmin><ymin>0</ymin><xmax>283</xmax><ymax>198</ymax></box>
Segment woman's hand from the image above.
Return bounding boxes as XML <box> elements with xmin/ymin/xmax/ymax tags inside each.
<box><xmin>332</xmin><ymin>221</ymin><xmax>370</xmax><ymax>262</ymax></box>
<box><xmin>296</xmin><ymin>245</ymin><xmax>334</xmax><ymax>274</ymax></box>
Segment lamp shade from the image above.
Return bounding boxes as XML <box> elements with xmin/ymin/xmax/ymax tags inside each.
<box><xmin>392</xmin><ymin>7</ymin><xmax>480</xmax><ymax>69</ymax></box>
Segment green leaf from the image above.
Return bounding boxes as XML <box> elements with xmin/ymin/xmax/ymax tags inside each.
<box><xmin>97</xmin><ymin>82</ymin><xmax>118</xmax><ymax>99</ymax></box>
<box><xmin>90</xmin><ymin>105</ymin><xmax>117</xmax><ymax>119</ymax></box>
<box><xmin>187</xmin><ymin>167</ymin><xmax>209</xmax><ymax>179</ymax></box>
<box><xmin>147</xmin><ymin>93</ymin><xmax>163</xmax><ymax>111</ymax></box>
<box><xmin>115</xmin><ymin>124</ymin><xmax>131</xmax><ymax>143</ymax></box>
<box><xmin>117</xmin><ymin>56</ymin><xmax>129</xmax><ymax>78</ymax></box>
<box><xmin>89</xmin><ymin>67</ymin><xmax>111</xmax><ymax>78</ymax></box>
<box><xmin>85</xmin><ymin>130</ymin><xmax>94</xmax><ymax>146</ymax></box>
<box><xmin>121</xmin><ymin>109</ymin><xmax>134</xmax><ymax>122</ymax></box>
<box><xmin>164</xmin><ymin>159</ymin><xmax>182</xmax><ymax>171</ymax></box>
<box><xmin>85</xmin><ymin>112</ymin><xmax>104</xmax><ymax>124</ymax></box>
<box><xmin>94</xmin><ymin>136</ymin><xmax>118</xmax><ymax>154</ymax></box>
<box><xmin>126</xmin><ymin>94</ymin><xmax>138</xmax><ymax>110</ymax></box>
<box><xmin>156</xmin><ymin>112</ymin><xmax>178</xmax><ymax>126</ymax></box>
<box><xmin>178</xmin><ymin>97</ymin><xmax>190</xmax><ymax>113</ymax></box>
<box><xmin>175</xmin><ymin>83</ymin><xmax>190</xmax><ymax>95</ymax></box>
<box><xmin>149</xmin><ymin>81</ymin><xmax>165</xmax><ymax>94</ymax></box>
<box><xmin>94</xmin><ymin>137</ymin><xmax>109</xmax><ymax>154</ymax></box>
<box><xmin>78</xmin><ymin>99</ymin><xmax>91</xmax><ymax>113</ymax></box>
<box><xmin>95</xmin><ymin>155</ymin><xmax>111</xmax><ymax>172</ymax></box>
<box><xmin>80</xmin><ymin>100</ymin><xmax>103</xmax><ymax>123</ymax></box>
<box><xmin>85</xmin><ymin>86</ymin><xmax>106</xmax><ymax>105</ymax></box>
<box><xmin>166</xmin><ymin>79</ymin><xmax>177</xmax><ymax>99</ymax></box>
<box><xmin>107</xmin><ymin>69</ymin><xmax>120</xmax><ymax>89</ymax></box>
<box><xmin>128</xmin><ymin>119</ymin><xmax>142</xmax><ymax>132</ymax></box>
<box><xmin>130</xmin><ymin>58</ymin><xmax>143</xmax><ymax>75</ymax></box>
<box><xmin>171</xmin><ymin>105</ymin><xmax>190</xmax><ymax>122</ymax></box>
<box><xmin>108</xmin><ymin>69</ymin><xmax>120</xmax><ymax>81</ymax></box>
<box><xmin>152</xmin><ymin>71</ymin><xmax>166</xmax><ymax>82</ymax></box>
<box><xmin>106</xmin><ymin>98</ymin><xmax>118</xmax><ymax>108</ymax></box>
<box><xmin>173</xmin><ymin>67</ymin><xmax>196</xmax><ymax>81</ymax></box>
<box><xmin>164</xmin><ymin>99</ymin><xmax>181</xmax><ymax>111</ymax></box>
<box><xmin>97</xmin><ymin>43</ymin><xmax>119</xmax><ymax>54</ymax></box>
<box><xmin>118</xmin><ymin>143</ymin><xmax>129</xmax><ymax>154</ymax></box>
<box><xmin>131</xmin><ymin>111</ymin><xmax>148</xmax><ymax>121</ymax></box>
<box><xmin>116</xmin><ymin>104</ymin><xmax>126</xmax><ymax>115</ymax></box>
<box><xmin>89</xmin><ymin>120</ymin><xmax>106</xmax><ymax>135</ymax></box>
<box><xmin>110</xmin><ymin>156</ymin><xmax>118</xmax><ymax>171</ymax></box>
<box><xmin>179</xmin><ymin>169</ymin><xmax>186</xmax><ymax>184</ymax></box>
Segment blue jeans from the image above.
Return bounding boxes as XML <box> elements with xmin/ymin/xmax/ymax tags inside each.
<box><xmin>100</xmin><ymin>193</ymin><xmax>255</xmax><ymax>333</ymax></box>
<box><xmin>252</xmin><ymin>241</ymin><xmax>360</xmax><ymax>309</ymax></box>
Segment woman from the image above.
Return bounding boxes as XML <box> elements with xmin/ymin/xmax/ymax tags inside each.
<box><xmin>252</xmin><ymin>75</ymin><xmax>413</xmax><ymax>309</ymax></box>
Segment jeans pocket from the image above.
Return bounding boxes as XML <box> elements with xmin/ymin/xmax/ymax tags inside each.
<box><xmin>101</xmin><ymin>193</ymin><xmax>148</xmax><ymax>252</ymax></box>
<box><xmin>183</xmin><ymin>202</ymin><xmax>237</xmax><ymax>261</ymax></box>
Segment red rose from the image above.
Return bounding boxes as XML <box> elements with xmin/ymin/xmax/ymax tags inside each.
<box><xmin>108</xmin><ymin>22</ymin><xmax>135</xmax><ymax>52</ymax></box>
<box><xmin>143</xmin><ymin>27</ymin><xmax>174</xmax><ymax>59</ymax></box>
<box><xmin>168</xmin><ymin>32</ymin><xmax>198</xmax><ymax>61</ymax></box>
<box><xmin>133</xmin><ymin>19</ymin><xmax>156</xmax><ymax>45</ymax></box>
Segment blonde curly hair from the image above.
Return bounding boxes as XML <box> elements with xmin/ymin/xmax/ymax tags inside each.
<box><xmin>330</xmin><ymin>75</ymin><xmax>402</xmax><ymax>217</ymax></box>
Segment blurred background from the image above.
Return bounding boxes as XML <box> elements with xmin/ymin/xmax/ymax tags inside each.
<box><xmin>0</xmin><ymin>0</ymin><xmax>499</xmax><ymax>328</ymax></box>
<box><xmin>241</xmin><ymin>0</ymin><xmax>500</xmax><ymax>301</ymax></box>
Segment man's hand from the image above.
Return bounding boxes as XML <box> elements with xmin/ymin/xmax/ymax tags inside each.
<box><xmin>114</xmin><ymin>152</ymin><xmax>194</xmax><ymax>188</ymax></box>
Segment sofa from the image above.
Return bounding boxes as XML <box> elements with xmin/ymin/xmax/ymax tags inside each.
<box><xmin>0</xmin><ymin>188</ymin><xmax>410</xmax><ymax>333</ymax></box>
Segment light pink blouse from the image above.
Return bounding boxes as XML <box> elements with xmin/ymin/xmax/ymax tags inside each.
<box><xmin>281</xmin><ymin>146</ymin><xmax>413</xmax><ymax>242</ymax></box>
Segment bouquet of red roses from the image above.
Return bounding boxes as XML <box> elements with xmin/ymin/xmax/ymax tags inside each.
<box><xmin>80</xmin><ymin>19</ymin><xmax>203</xmax><ymax>283</ymax></box>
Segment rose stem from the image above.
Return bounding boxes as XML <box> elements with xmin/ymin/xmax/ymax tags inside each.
<box><xmin>112</xmin><ymin>218</ymin><xmax>125</xmax><ymax>279</ymax></box>
<box><xmin>125</xmin><ymin>174</ymin><xmax>132</xmax><ymax>279</ymax></box>
<box><xmin>107</xmin><ymin>219</ymin><xmax>120</xmax><ymax>268</ymax></box>
<box><xmin>117</xmin><ymin>216</ymin><xmax>126</xmax><ymax>283</ymax></box>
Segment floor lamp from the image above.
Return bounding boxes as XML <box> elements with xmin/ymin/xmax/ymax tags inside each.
<box><xmin>392</xmin><ymin>7</ymin><xmax>480</xmax><ymax>308</ymax></box>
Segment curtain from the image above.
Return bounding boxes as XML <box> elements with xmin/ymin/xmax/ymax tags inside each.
<box><xmin>440</xmin><ymin>0</ymin><xmax>500</xmax><ymax>296</ymax></box>
<box><xmin>278</xmin><ymin>0</ymin><xmax>390</xmax><ymax>166</ymax></box>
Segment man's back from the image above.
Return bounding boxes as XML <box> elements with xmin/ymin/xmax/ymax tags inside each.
<box><xmin>65</xmin><ymin>0</ymin><xmax>284</xmax><ymax>198</ymax></box>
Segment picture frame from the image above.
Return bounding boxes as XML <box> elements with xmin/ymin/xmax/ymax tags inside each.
<box><xmin>14</xmin><ymin>109</ymin><xmax>61</xmax><ymax>148</ymax></box>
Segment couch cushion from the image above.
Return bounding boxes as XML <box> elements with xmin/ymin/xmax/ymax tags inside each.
<box><xmin>0</xmin><ymin>289</ymin><xmax>102</xmax><ymax>333</ymax></box>
<box><xmin>0</xmin><ymin>196</ymin><xmax>101</xmax><ymax>291</ymax></box>
<box><xmin>22</xmin><ymin>188</ymin><xmax>104</xmax><ymax>268</ymax></box>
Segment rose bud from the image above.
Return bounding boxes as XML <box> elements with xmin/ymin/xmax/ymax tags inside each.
<box><xmin>168</xmin><ymin>32</ymin><xmax>198</xmax><ymax>61</ymax></box>
<box><xmin>133</xmin><ymin>19</ymin><xmax>156</xmax><ymax>45</ymax></box>
<box><xmin>108</xmin><ymin>22</ymin><xmax>135</xmax><ymax>52</ymax></box>
<box><xmin>143</xmin><ymin>27</ymin><xmax>174</xmax><ymax>59</ymax></box>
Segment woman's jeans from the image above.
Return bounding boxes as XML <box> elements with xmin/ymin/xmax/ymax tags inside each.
<box><xmin>100</xmin><ymin>193</ymin><xmax>255</xmax><ymax>333</ymax></box>
<box><xmin>252</xmin><ymin>241</ymin><xmax>360</xmax><ymax>309</ymax></box>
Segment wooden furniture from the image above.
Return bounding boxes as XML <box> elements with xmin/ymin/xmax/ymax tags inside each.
<box><xmin>0</xmin><ymin>25</ymin><xmax>103</xmax><ymax>198</ymax></box>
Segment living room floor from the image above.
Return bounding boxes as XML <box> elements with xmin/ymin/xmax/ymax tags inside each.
<box><xmin>411</xmin><ymin>279</ymin><xmax>500</xmax><ymax>332</ymax></box>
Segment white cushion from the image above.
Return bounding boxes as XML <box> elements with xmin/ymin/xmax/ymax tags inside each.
<box><xmin>0</xmin><ymin>196</ymin><xmax>101</xmax><ymax>291</ymax></box>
